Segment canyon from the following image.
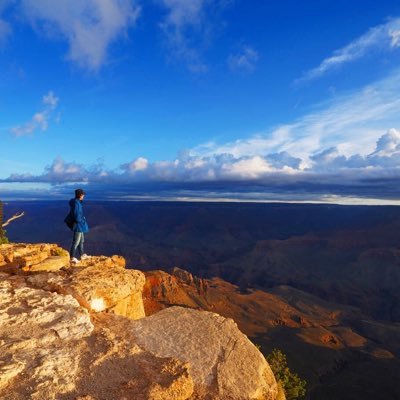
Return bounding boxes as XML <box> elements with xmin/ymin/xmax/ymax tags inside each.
<box><xmin>4</xmin><ymin>201</ymin><xmax>400</xmax><ymax>399</ymax></box>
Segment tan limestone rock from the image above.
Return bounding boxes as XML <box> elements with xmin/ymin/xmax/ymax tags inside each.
<box><xmin>74</xmin><ymin>255</ymin><xmax>126</xmax><ymax>269</ymax></box>
<box><xmin>0</xmin><ymin>274</ymin><xmax>194</xmax><ymax>400</ymax></box>
<box><xmin>65</xmin><ymin>261</ymin><xmax>145</xmax><ymax>318</ymax></box>
<box><xmin>0</xmin><ymin>362</ymin><xmax>25</xmax><ymax>390</ymax></box>
<box><xmin>27</xmin><ymin>256</ymin><xmax>146</xmax><ymax>320</ymax></box>
<box><xmin>130</xmin><ymin>306</ymin><xmax>279</xmax><ymax>400</ymax></box>
<box><xmin>0</xmin><ymin>273</ymin><xmax>93</xmax><ymax>397</ymax></box>
<box><xmin>0</xmin><ymin>243</ymin><xmax>68</xmax><ymax>273</ymax></box>
<box><xmin>0</xmin><ymin>245</ymin><xmax>280</xmax><ymax>399</ymax></box>
<box><xmin>54</xmin><ymin>312</ymin><xmax>194</xmax><ymax>400</ymax></box>
<box><xmin>0</xmin><ymin>244</ymin><xmax>14</xmax><ymax>264</ymax></box>
<box><xmin>29</xmin><ymin>255</ymin><xmax>70</xmax><ymax>272</ymax></box>
<box><xmin>108</xmin><ymin>290</ymin><xmax>146</xmax><ymax>320</ymax></box>
<box><xmin>19</xmin><ymin>250</ymin><xmax>48</xmax><ymax>268</ymax></box>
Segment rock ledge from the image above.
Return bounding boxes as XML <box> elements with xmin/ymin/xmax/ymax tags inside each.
<box><xmin>0</xmin><ymin>243</ymin><xmax>279</xmax><ymax>400</ymax></box>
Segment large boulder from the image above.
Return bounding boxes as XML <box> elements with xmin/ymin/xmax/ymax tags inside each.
<box><xmin>130</xmin><ymin>306</ymin><xmax>279</xmax><ymax>400</ymax></box>
<box><xmin>27</xmin><ymin>255</ymin><xmax>146</xmax><ymax>320</ymax></box>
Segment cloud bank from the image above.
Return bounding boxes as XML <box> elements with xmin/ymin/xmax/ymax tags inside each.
<box><xmin>193</xmin><ymin>69</ymin><xmax>400</xmax><ymax>167</ymax></box>
<box><xmin>3</xmin><ymin>127</ymin><xmax>400</xmax><ymax>202</ymax></box>
<box><xmin>4</xmin><ymin>68</ymin><xmax>400</xmax><ymax>202</ymax></box>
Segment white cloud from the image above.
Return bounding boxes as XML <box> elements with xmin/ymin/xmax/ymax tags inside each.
<box><xmin>122</xmin><ymin>156</ymin><xmax>149</xmax><ymax>172</ymax></box>
<box><xmin>221</xmin><ymin>156</ymin><xmax>273</xmax><ymax>178</ymax></box>
<box><xmin>7</xmin><ymin>156</ymin><xmax>110</xmax><ymax>183</ymax></box>
<box><xmin>43</xmin><ymin>91</ymin><xmax>59</xmax><ymax>107</ymax></box>
<box><xmin>371</xmin><ymin>128</ymin><xmax>400</xmax><ymax>156</ymax></box>
<box><xmin>308</xmin><ymin>128</ymin><xmax>400</xmax><ymax>171</ymax></box>
<box><xmin>228</xmin><ymin>46</ymin><xmax>259</xmax><ymax>72</ymax></box>
<box><xmin>298</xmin><ymin>17</ymin><xmax>400</xmax><ymax>82</ymax></box>
<box><xmin>11</xmin><ymin>91</ymin><xmax>59</xmax><ymax>136</ymax></box>
<box><xmin>157</xmin><ymin>0</ymin><xmax>227</xmax><ymax>72</ymax></box>
<box><xmin>191</xmin><ymin>69</ymin><xmax>400</xmax><ymax>167</ymax></box>
<box><xmin>390</xmin><ymin>29</ymin><xmax>400</xmax><ymax>47</ymax></box>
<box><xmin>20</xmin><ymin>0</ymin><xmax>140</xmax><ymax>71</ymax></box>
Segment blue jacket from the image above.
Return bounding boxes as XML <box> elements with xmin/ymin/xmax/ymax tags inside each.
<box><xmin>65</xmin><ymin>198</ymin><xmax>89</xmax><ymax>233</ymax></box>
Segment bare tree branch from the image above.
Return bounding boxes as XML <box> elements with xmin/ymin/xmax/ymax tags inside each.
<box><xmin>2</xmin><ymin>212</ymin><xmax>25</xmax><ymax>227</ymax></box>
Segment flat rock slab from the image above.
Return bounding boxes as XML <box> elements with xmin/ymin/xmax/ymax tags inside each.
<box><xmin>130</xmin><ymin>306</ymin><xmax>278</xmax><ymax>400</ymax></box>
<box><xmin>29</xmin><ymin>255</ymin><xmax>70</xmax><ymax>272</ymax></box>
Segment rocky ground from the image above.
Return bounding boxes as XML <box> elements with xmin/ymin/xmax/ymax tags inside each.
<box><xmin>0</xmin><ymin>243</ymin><xmax>280</xmax><ymax>400</ymax></box>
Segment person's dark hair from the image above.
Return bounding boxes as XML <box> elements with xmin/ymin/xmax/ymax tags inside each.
<box><xmin>75</xmin><ymin>188</ymin><xmax>86</xmax><ymax>198</ymax></box>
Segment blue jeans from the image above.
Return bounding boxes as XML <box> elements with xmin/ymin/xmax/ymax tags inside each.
<box><xmin>70</xmin><ymin>232</ymin><xmax>84</xmax><ymax>259</ymax></box>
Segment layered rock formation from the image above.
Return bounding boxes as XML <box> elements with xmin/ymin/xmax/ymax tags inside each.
<box><xmin>0</xmin><ymin>243</ymin><xmax>69</xmax><ymax>273</ymax></box>
<box><xmin>0</xmin><ymin>243</ymin><xmax>279</xmax><ymax>400</ymax></box>
<box><xmin>143</xmin><ymin>268</ymin><xmax>210</xmax><ymax>315</ymax></box>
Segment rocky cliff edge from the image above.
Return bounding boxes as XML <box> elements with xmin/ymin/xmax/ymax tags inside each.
<box><xmin>0</xmin><ymin>243</ymin><xmax>280</xmax><ymax>400</ymax></box>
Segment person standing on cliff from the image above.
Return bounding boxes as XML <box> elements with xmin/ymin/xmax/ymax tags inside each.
<box><xmin>64</xmin><ymin>188</ymin><xmax>90</xmax><ymax>264</ymax></box>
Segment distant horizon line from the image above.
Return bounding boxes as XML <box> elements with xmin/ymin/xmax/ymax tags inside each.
<box><xmin>2</xmin><ymin>196</ymin><xmax>400</xmax><ymax>207</ymax></box>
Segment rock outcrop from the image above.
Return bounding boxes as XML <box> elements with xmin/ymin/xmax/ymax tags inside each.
<box><xmin>0</xmin><ymin>243</ymin><xmax>69</xmax><ymax>272</ymax></box>
<box><xmin>171</xmin><ymin>267</ymin><xmax>208</xmax><ymax>294</ymax></box>
<box><xmin>27</xmin><ymin>255</ymin><xmax>146</xmax><ymax>320</ymax></box>
<box><xmin>0</xmin><ymin>272</ymin><xmax>93</xmax><ymax>398</ymax></box>
<box><xmin>0</xmin><ymin>243</ymin><xmax>280</xmax><ymax>400</ymax></box>
<box><xmin>143</xmin><ymin>269</ymin><xmax>211</xmax><ymax>315</ymax></box>
<box><xmin>130</xmin><ymin>306</ymin><xmax>278</xmax><ymax>400</ymax></box>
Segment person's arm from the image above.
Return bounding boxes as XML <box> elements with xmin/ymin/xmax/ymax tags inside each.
<box><xmin>73</xmin><ymin>201</ymin><xmax>84</xmax><ymax>223</ymax></box>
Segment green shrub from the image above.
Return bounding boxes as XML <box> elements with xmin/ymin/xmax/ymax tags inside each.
<box><xmin>0</xmin><ymin>228</ymin><xmax>9</xmax><ymax>244</ymax></box>
<box><xmin>266</xmin><ymin>349</ymin><xmax>307</xmax><ymax>400</ymax></box>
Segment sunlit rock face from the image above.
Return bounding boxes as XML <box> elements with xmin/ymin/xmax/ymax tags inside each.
<box><xmin>0</xmin><ymin>273</ymin><xmax>93</xmax><ymax>398</ymax></box>
<box><xmin>0</xmin><ymin>273</ymin><xmax>194</xmax><ymax>400</ymax></box>
<box><xmin>0</xmin><ymin>243</ymin><xmax>280</xmax><ymax>400</ymax></box>
<box><xmin>1</xmin><ymin>243</ymin><xmax>146</xmax><ymax>329</ymax></box>
<box><xmin>130</xmin><ymin>306</ymin><xmax>279</xmax><ymax>400</ymax></box>
<box><xmin>90</xmin><ymin>297</ymin><xmax>106</xmax><ymax>312</ymax></box>
<box><xmin>25</xmin><ymin>254</ymin><xmax>146</xmax><ymax>320</ymax></box>
<box><xmin>0</xmin><ymin>243</ymin><xmax>69</xmax><ymax>272</ymax></box>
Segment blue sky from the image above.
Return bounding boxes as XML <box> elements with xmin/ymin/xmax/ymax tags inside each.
<box><xmin>1</xmin><ymin>0</ymin><xmax>400</xmax><ymax>203</ymax></box>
